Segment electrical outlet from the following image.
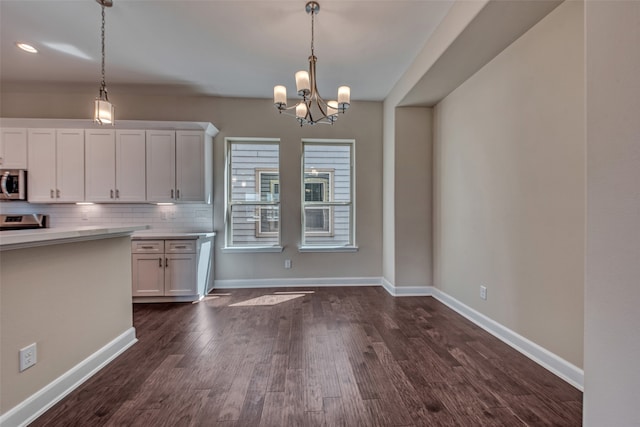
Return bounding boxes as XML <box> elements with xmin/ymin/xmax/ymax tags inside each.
<box><xmin>480</xmin><ymin>285</ymin><xmax>487</xmax><ymax>300</ymax></box>
<box><xmin>19</xmin><ymin>343</ymin><xmax>37</xmax><ymax>372</ymax></box>
<box><xmin>284</xmin><ymin>259</ymin><xmax>292</xmax><ymax>269</ymax></box>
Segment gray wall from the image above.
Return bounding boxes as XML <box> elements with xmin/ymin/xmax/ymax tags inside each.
<box><xmin>584</xmin><ymin>2</ymin><xmax>640</xmax><ymax>424</ymax></box>
<box><xmin>0</xmin><ymin>91</ymin><xmax>383</xmax><ymax>281</ymax></box>
<box><xmin>433</xmin><ymin>1</ymin><xmax>585</xmax><ymax>367</ymax></box>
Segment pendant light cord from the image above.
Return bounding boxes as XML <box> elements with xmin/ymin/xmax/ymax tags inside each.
<box><xmin>100</xmin><ymin>3</ymin><xmax>107</xmax><ymax>93</ymax></box>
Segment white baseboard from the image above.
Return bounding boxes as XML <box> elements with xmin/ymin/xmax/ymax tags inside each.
<box><xmin>0</xmin><ymin>327</ymin><xmax>137</xmax><ymax>427</ymax></box>
<box><xmin>213</xmin><ymin>277</ymin><xmax>382</xmax><ymax>289</ymax></box>
<box><xmin>430</xmin><ymin>288</ymin><xmax>584</xmax><ymax>391</ymax></box>
<box><xmin>381</xmin><ymin>278</ymin><xmax>433</xmax><ymax>297</ymax></box>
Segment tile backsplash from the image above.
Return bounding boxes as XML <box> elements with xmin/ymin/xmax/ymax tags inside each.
<box><xmin>0</xmin><ymin>202</ymin><xmax>214</xmax><ymax>232</ymax></box>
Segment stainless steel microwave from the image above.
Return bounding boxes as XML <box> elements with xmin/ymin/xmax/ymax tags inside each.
<box><xmin>0</xmin><ymin>169</ymin><xmax>26</xmax><ymax>200</ymax></box>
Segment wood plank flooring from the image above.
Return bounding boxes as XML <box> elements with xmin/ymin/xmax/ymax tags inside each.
<box><xmin>30</xmin><ymin>287</ymin><xmax>582</xmax><ymax>426</ymax></box>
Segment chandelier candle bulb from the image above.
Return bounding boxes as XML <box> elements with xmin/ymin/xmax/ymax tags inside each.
<box><xmin>338</xmin><ymin>86</ymin><xmax>351</xmax><ymax>108</ymax></box>
<box><xmin>296</xmin><ymin>103</ymin><xmax>308</xmax><ymax>118</ymax></box>
<box><xmin>295</xmin><ymin>71</ymin><xmax>311</xmax><ymax>96</ymax></box>
<box><xmin>274</xmin><ymin>85</ymin><xmax>287</xmax><ymax>107</ymax></box>
<box><xmin>327</xmin><ymin>100</ymin><xmax>338</xmax><ymax>117</ymax></box>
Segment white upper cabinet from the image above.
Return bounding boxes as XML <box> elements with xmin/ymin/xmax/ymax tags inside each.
<box><xmin>146</xmin><ymin>130</ymin><xmax>176</xmax><ymax>203</ymax></box>
<box><xmin>0</xmin><ymin>128</ymin><xmax>28</xmax><ymax>169</ymax></box>
<box><xmin>85</xmin><ymin>129</ymin><xmax>116</xmax><ymax>202</ymax></box>
<box><xmin>27</xmin><ymin>128</ymin><xmax>84</xmax><ymax>202</ymax></box>
<box><xmin>56</xmin><ymin>129</ymin><xmax>85</xmax><ymax>202</ymax></box>
<box><xmin>176</xmin><ymin>130</ymin><xmax>211</xmax><ymax>203</ymax></box>
<box><xmin>116</xmin><ymin>130</ymin><xmax>146</xmax><ymax>202</ymax></box>
<box><xmin>146</xmin><ymin>130</ymin><xmax>212</xmax><ymax>204</ymax></box>
<box><xmin>85</xmin><ymin>129</ymin><xmax>146</xmax><ymax>202</ymax></box>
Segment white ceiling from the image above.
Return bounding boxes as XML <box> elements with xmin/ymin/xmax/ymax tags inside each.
<box><xmin>0</xmin><ymin>0</ymin><xmax>455</xmax><ymax>101</ymax></box>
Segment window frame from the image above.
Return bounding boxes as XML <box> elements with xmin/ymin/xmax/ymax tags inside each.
<box><xmin>300</xmin><ymin>139</ymin><xmax>356</xmax><ymax>250</ymax></box>
<box><xmin>224</xmin><ymin>137</ymin><xmax>282</xmax><ymax>251</ymax></box>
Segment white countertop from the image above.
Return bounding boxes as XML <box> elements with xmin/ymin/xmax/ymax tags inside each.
<box><xmin>0</xmin><ymin>225</ymin><xmax>149</xmax><ymax>251</ymax></box>
<box><xmin>132</xmin><ymin>231</ymin><xmax>216</xmax><ymax>239</ymax></box>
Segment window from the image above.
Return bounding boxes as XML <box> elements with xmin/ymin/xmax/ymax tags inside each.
<box><xmin>225</xmin><ymin>139</ymin><xmax>280</xmax><ymax>249</ymax></box>
<box><xmin>301</xmin><ymin>140</ymin><xmax>355</xmax><ymax>248</ymax></box>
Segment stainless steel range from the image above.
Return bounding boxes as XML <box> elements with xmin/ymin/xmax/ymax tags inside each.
<box><xmin>0</xmin><ymin>214</ymin><xmax>49</xmax><ymax>231</ymax></box>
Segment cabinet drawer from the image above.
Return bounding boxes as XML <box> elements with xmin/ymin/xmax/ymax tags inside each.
<box><xmin>132</xmin><ymin>240</ymin><xmax>165</xmax><ymax>253</ymax></box>
<box><xmin>165</xmin><ymin>240</ymin><xmax>196</xmax><ymax>253</ymax></box>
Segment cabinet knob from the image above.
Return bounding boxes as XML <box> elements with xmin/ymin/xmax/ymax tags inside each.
<box><xmin>171</xmin><ymin>189</ymin><xmax>174</xmax><ymax>199</ymax></box>
<box><xmin>110</xmin><ymin>189</ymin><xmax>114</xmax><ymax>199</ymax></box>
<box><xmin>176</xmin><ymin>189</ymin><xmax>180</xmax><ymax>199</ymax></box>
<box><xmin>50</xmin><ymin>189</ymin><xmax>55</xmax><ymax>199</ymax></box>
<box><xmin>165</xmin><ymin>257</ymin><xmax>169</xmax><ymax>267</ymax></box>
<box><xmin>56</xmin><ymin>189</ymin><xmax>61</xmax><ymax>198</ymax></box>
<box><xmin>159</xmin><ymin>257</ymin><xmax>162</xmax><ymax>267</ymax></box>
<box><xmin>116</xmin><ymin>189</ymin><xmax>120</xmax><ymax>199</ymax></box>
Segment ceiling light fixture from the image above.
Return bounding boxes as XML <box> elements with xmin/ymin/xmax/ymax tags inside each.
<box><xmin>273</xmin><ymin>1</ymin><xmax>350</xmax><ymax>126</ymax></box>
<box><xmin>94</xmin><ymin>0</ymin><xmax>114</xmax><ymax>125</ymax></box>
<box><xmin>16</xmin><ymin>42</ymin><xmax>38</xmax><ymax>54</ymax></box>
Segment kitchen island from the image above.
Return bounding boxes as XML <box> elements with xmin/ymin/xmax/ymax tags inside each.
<box><xmin>0</xmin><ymin>224</ymin><xmax>147</xmax><ymax>426</ymax></box>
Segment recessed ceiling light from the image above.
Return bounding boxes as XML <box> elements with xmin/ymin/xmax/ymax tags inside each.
<box><xmin>16</xmin><ymin>42</ymin><xmax>38</xmax><ymax>53</ymax></box>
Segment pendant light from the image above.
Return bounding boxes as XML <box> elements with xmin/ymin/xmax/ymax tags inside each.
<box><xmin>94</xmin><ymin>0</ymin><xmax>114</xmax><ymax>125</ymax></box>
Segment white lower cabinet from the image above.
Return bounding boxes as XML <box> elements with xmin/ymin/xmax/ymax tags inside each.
<box><xmin>131</xmin><ymin>234</ymin><xmax>214</xmax><ymax>302</ymax></box>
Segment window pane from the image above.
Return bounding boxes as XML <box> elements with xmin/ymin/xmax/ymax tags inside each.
<box><xmin>230</xmin><ymin>144</ymin><xmax>279</xmax><ymax>202</ymax></box>
<box><xmin>304</xmin><ymin>205</ymin><xmax>351</xmax><ymax>245</ymax></box>
<box><xmin>229</xmin><ymin>204</ymin><xmax>279</xmax><ymax>246</ymax></box>
<box><xmin>303</xmin><ymin>144</ymin><xmax>350</xmax><ymax>202</ymax></box>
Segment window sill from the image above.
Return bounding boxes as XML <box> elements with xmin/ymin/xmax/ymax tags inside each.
<box><xmin>222</xmin><ymin>246</ymin><xmax>284</xmax><ymax>253</ymax></box>
<box><xmin>297</xmin><ymin>245</ymin><xmax>359</xmax><ymax>253</ymax></box>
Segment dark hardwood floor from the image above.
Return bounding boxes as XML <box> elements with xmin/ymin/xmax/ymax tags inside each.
<box><xmin>31</xmin><ymin>287</ymin><xmax>582</xmax><ymax>426</ymax></box>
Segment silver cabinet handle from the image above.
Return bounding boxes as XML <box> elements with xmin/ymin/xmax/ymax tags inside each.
<box><xmin>141</xmin><ymin>245</ymin><xmax>154</xmax><ymax>249</ymax></box>
<box><xmin>0</xmin><ymin>157</ymin><xmax>3</xmax><ymax>165</ymax></box>
<box><xmin>110</xmin><ymin>189</ymin><xmax>114</xmax><ymax>199</ymax></box>
<box><xmin>159</xmin><ymin>257</ymin><xmax>162</xmax><ymax>267</ymax></box>
<box><xmin>174</xmin><ymin>245</ymin><xmax>187</xmax><ymax>249</ymax></box>
<box><xmin>170</xmin><ymin>189</ymin><xmax>174</xmax><ymax>199</ymax></box>
<box><xmin>1</xmin><ymin>172</ymin><xmax>9</xmax><ymax>197</ymax></box>
<box><xmin>50</xmin><ymin>189</ymin><xmax>55</xmax><ymax>199</ymax></box>
<box><xmin>176</xmin><ymin>189</ymin><xmax>180</xmax><ymax>199</ymax></box>
<box><xmin>56</xmin><ymin>189</ymin><xmax>60</xmax><ymax>198</ymax></box>
<box><xmin>116</xmin><ymin>189</ymin><xmax>120</xmax><ymax>199</ymax></box>
<box><xmin>165</xmin><ymin>257</ymin><xmax>168</xmax><ymax>267</ymax></box>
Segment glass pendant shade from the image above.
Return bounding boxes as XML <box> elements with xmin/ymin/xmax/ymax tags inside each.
<box><xmin>94</xmin><ymin>98</ymin><xmax>114</xmax><ymax>125</ymax></box>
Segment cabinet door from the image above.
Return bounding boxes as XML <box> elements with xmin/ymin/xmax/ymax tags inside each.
<box><xmin>176</xmin><ymin>130</ymin><xmax>205</xmax><ymax>202</ymax></box>
<box><xmin>132</xmin><ymin>254</ymin><xmax>165</xmax><ymax>297</ymax></box>
<box><xmin>0</xmin><ymin>128</ymin><xmax>28</xmax><ymax>169</ymax></box>
<box><xmin>56</xmin><ymin>129</ymin><xmax>85</xmax><ymax>202</ymax></box>
<box><xmin>85</xmin><ymin>129</ymin><xmax>116</xmax><ymax>202</ymax></box>
<box><xmin>116</xmin><ymin>130</ymin><xmax>146</xmax><ymax>202</ymax></box>
<box><xmin>27</xmin><ymin>129</ymin><xmax>57</xmax><ymax>202</ymax></box>
<box><xmin>146</xmin><ymin>130</ymin><xmax>176</xmax><ymax>202</ymax></box>
<box><xmin>164</xmin><ymin>253</ymin><xmax>197</xmax><ymax>296</ymax></box>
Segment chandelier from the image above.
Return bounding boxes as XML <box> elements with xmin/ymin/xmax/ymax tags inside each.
<box><xmin>273</xmin><ymin>1</ymin><xmax>350</xmax><ymax>126</ymax></box>
<box><xmin>94</xmin><ymin>0</ymin><xmax>114</xmax><ymax>125</ymax></box>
